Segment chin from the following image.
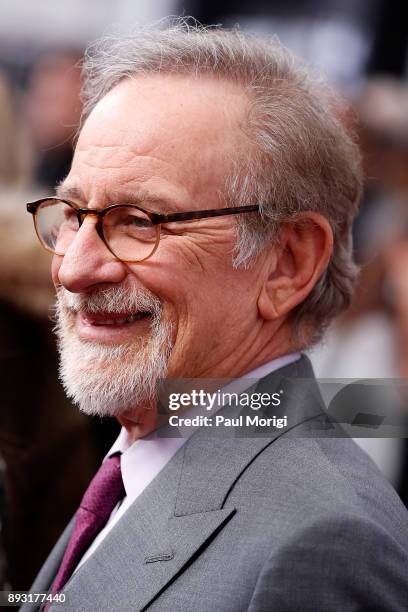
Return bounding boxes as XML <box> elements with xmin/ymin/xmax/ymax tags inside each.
<box><xmin>54</xmin><ymin>289</ymin><xmax>174</xmax><ymax>418</ymax></box>
<box><xmin>57</xmin><ymin>327</ymin><xmax>172</xmax><ymax>417</ymax></box>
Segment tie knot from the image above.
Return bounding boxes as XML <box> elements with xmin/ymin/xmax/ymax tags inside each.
<box><xmin>80</xmin><ymin>453</ymin><xmax>125</xmax><ymax>520</ymax></box>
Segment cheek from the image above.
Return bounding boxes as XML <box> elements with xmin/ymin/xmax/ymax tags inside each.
<box><xmin>131</xmin><ymin>269</ymin><xmax>217</xmax><ymax>350</ymax></box>
<box><xmin>127</xmin><ymin>248</ymin><xmax>201</xmax><ymax>308</ymax></box>
<box><xmin>127</xmin><ymin>239</ymin><xmax>246</xmax><ymax>328</ymax></box>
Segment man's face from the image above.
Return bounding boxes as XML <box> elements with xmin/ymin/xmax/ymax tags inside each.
<box><xmin>53</xmin><ymin>74</ymin><xmax>267</xmax><ymax>419</ymax></box>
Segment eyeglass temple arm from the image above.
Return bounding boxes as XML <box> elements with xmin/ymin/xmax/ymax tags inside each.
<box><xmin>152</xmin><ymin>204</ymin><xmax>260</xmax><ymax>224</ymax></box>
<box><xmin>26</xmin><ymin>200</ymin><xmax>260</xmax><ymax>223</ymax></box>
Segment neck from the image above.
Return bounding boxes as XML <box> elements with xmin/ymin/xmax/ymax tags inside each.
<box><xmin>117</xmin><ymin>322</ymin><xmax>297</xmax><ymax>443</ymax></box>
<box><xmin>117</xmin><ymin>402</ymin><xmax>158</xmax><ymax>444</ymax></box>
<box><xmin>202</xmin><ymin>318</ymin><xmax>296</xmax><ymax>379</ymax></box>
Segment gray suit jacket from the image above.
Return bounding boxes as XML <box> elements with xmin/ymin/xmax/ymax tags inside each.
<box><xmin>23</xmin><ymin>357</ymin><xmax>408</xmax><ymax>611</ymax></box>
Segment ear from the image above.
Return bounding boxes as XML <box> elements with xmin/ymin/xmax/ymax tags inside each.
<box><xmin>258</xmin><ymin>212</ymin><xmax>333</xmax><ymax>321</ymax></box>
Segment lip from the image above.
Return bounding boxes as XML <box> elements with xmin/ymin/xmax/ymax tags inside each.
<box><xmin>75</xmin><ymin>310</ymin><xmax>152</xmax><ymax>343</ymax></box>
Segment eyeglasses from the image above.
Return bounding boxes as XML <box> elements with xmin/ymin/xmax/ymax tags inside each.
<box><xmin>26</xmin><ymin>198</ymin><xmax>260</xmax><ymax>263</ymax></box>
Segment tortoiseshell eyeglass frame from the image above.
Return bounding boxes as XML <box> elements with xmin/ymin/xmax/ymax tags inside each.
<box><xmin>26</xmin><ymin>198</ymin><xmax>260</xmax><ymax>263</ymax></box>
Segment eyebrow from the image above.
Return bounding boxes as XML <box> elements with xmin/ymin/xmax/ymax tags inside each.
<box><xmin>55</xmin><ymin>184</ymin><xmax>85</xmax><ymax>201</ymax></box>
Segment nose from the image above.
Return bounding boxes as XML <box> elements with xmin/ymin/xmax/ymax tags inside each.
<box><xmin>53</xmin><ymin>216</ymin><xmax>127</xmax><ymax>293</ymax></box>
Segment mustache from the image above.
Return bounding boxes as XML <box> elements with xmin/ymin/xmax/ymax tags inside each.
<box><xmin>55</xmin><ymin>285</ymin><xmax>162</xmax><ymax>317</ymax></box>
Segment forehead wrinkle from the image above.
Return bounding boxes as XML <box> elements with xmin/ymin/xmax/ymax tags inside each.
<box><xmin>55</xmin><ymin>181</ymin><xmax>186</xmax><ymax>213</ymax></box>
<box><xmin>65</xmin><ymin>150</ymin><xmax>194</xmax><ymax>211</ymax></box>
<box><xmin>77</xmin><ymin>140</ymin><xmax>185</xmax><ymax>173</ymax></box>
<box><xmin>74</xmin><ymin>144</ymin><xmax>186</xmax><ymax>191</ymax></box>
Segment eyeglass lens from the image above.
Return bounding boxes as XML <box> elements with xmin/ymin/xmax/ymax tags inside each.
<box><xmin>35</xmin><ymin>199</ymin><xmax>158</xmax><ymax>262</ymax></box>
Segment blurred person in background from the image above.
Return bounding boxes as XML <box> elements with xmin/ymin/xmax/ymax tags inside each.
<box><xmin>0</xmin><ymin>71</ymin><xmax>29</xmax><ymax>188</ymax></box>
<box><xmin>0</xmin><ymin>66</ymin><xmax>111</xmax><ymax>590</ymax></box>
<box><xmin>353</xmin><ymin>78</ymin><xmax>408</xmax><ymax>259</ymax></box>
<box><xmin>24</xmin><ymin>50</ymin><xmax>83</xmax><ymax>189</ymax></box>
<box><xmin>0</xmin><ymin>68</ymin><xmax>51</xmax><ymax>314</ymax></box>
<box><xmin>309</xmin><ymin>77</ymin><xmax>408</xmax><ymax>505</ymax></box>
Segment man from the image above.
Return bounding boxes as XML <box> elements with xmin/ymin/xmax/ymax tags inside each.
<box><xmin>23</xmin><ymin>21</ymin><xmax>408</xmax><ymax>611</ymax></box>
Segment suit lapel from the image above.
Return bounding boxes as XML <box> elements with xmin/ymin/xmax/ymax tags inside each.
<box><xmin>175</xmin><ymin>357</ymin><xmax>325</xmax><ymax>516</ymax></box>
<box><xmin>57</xmin><ymin>448</ymin><xmax>235</xmax><ymax>611</ymax></box>
<box><xmin>28</xmin><ymin>517</ymin><xmax>75</xmax><ymax>594</ymax></box>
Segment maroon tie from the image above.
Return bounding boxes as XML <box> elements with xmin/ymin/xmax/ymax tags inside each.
<box><xmin>46</xmin><ymin>453</ymin><xmax>125</xmax><ymax>605</ymax></box>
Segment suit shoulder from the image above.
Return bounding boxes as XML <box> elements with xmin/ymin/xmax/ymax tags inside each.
<box><xmin>239</xmin><ymin>435</ymin><xmax>408</xmax><ymax>542</ymax></box>
<box><xmin>247</xmin><ymin>512</ymin><xmax>408</xmax><ymax>612</ymax></box>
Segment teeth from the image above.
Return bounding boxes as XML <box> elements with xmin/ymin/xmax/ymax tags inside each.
<box><xmin>104</xmin><ymin>318</ymin><xmax>126</xmax><ymax>325</ymax></box>
<box><xmin>126</xmin><ymin>313</ymin><xmax>142</xmax><ymax>323</ymax></box>
<box><xmin>91</xmin><ymin>312</ymin><xmax>149</xmax><ymax>326</ymax></box>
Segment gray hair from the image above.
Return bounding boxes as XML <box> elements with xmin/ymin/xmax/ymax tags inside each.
<box><xmin>81</xmin><ymin>18</ymin><xmax>363</xmax><ymax>346</ymax></box>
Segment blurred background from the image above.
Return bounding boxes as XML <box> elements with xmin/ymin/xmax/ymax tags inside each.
<box><xmin>0</xmin><ymin>0</ymin><xmax>408</xmax><ymax>590</ymax></box>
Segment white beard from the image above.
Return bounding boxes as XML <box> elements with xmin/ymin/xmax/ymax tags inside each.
<box><xmin>54</xmin><ymin>285</ymin><xmax>173</xmax><ymax>417</ymax></box>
